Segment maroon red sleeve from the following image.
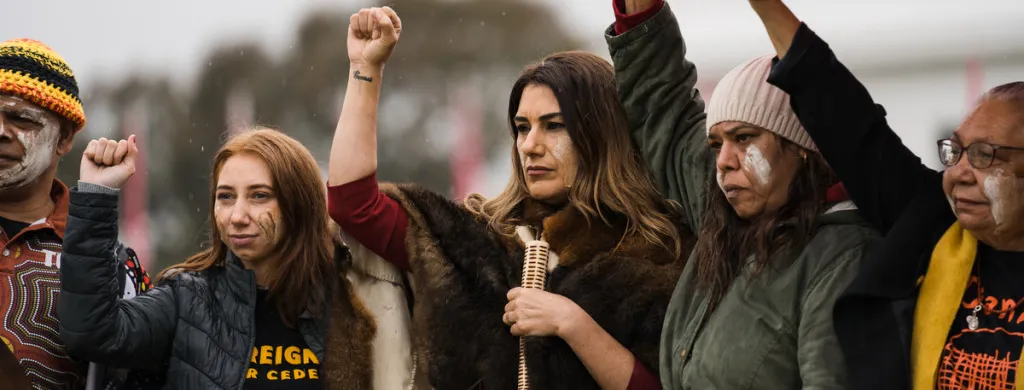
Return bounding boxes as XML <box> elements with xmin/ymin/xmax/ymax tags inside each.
<box><xmin>613</xmin><ymin>0</ymin><xmax>666</xmax><ymax>35</ymax></box>
<box><xmin>626</xmin><ymin>360</ymin><xmax>662</xmax><ymax>390</ymax></box>
<box><xmin>826</xmin><ymin>182</ymin><xmax>849</xmax><ymax>203</ymax></box>
<box><xmin>327</xmin><ymin>173</ymin><xmax>411</xmax><ymax>271</ymax></box>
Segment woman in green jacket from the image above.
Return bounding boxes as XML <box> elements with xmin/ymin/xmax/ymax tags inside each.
<box><xmin>604</xmin><ymin>1</ymin><xmax>879</xmax><ymax>388</ymax></box>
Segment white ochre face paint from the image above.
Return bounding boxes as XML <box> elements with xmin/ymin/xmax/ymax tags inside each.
<box><xmin>551</xmin><ymin>134</ymin><xmax>576</xmax><ymax>188</ymax></box>
<box><xmin>983</xmin><ymin>168</ymin><xmax>1018</xmax><ymax>226</ymax></box>
<box><xmin>743</xmin><ymin>144</ymin><xmax>772</xmax><ymax>186</ymax></box>
<box><xmin>0</xmin><ymin>105</ymin><xmax>59</xmax><ymax>189</ymax></box>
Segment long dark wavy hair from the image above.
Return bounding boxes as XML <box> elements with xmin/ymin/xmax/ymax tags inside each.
<box><xmin>464</xmin><ymin>51</ymin><xmax>686</xmax><ymax>258</ymax></box>
<box><xmin>693</xmin><ymin>135</ymin><xmax>838</xmax><ymax>306</ymax></box>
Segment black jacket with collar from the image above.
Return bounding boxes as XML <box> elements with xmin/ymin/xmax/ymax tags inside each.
<box><xmin>767</xmin><ymin>23</ymin><xmax>959</xmax><ymax>390</ymax></box>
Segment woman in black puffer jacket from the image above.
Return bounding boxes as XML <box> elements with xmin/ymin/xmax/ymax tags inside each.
<box><xmin>56</xmin><ymin>129</ymin><xmax>381</xmax><ymax>390</ymax></box>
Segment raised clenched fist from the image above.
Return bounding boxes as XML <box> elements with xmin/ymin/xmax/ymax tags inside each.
<box><xmin>347</xmin><ymin>6</ymin><xmax>402</xmax><ymax>69</ymax></box>
<box><xmin>80</xmin><ymin>135</ymin><xmax>138</xmax><ymax>189</ymax></box>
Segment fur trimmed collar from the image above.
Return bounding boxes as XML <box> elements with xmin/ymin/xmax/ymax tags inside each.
<box><xmin>515</xmin><ymin>198</ymin><xmax>678</xmax><ymax>268</ymax></box>
<box><xmin>378</xmin><ymin>183</ymin><xmax>690</xmax><ymax>390</ymax></box>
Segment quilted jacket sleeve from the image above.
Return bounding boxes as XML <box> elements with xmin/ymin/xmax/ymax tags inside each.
<box><xmin>58</xmin><ymin>188</ymin><xmax>177</xmax><ymax>368</ymax></box>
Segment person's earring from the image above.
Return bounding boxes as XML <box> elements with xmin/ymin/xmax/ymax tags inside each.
<box><xmin>801</xmin><ymin>151</ymin><xmax>808</xmax><ymax>163</ymax></box>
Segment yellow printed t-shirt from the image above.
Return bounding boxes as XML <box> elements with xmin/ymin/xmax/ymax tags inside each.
<box><xmin>246</xmin><ymin>288</ymin><xmax>323</xmax><ymax>389</ymax></box>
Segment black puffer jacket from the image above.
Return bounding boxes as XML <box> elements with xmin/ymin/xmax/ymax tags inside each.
<box><xmin>57</xmin><ymin>189</ymin><xmax>377</xmax><ymax>390</ymax></box>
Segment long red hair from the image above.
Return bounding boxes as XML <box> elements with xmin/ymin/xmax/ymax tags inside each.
<box><xmin>158</xmin><ymin>128</ymin><xmax>336</xmax><ymax>327</ymax></box>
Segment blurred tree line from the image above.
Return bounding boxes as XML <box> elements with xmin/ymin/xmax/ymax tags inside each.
<box><xmin>57</xmin><ymin>0</ymin><xmax>582</xmax><ymax>272</ymax></box>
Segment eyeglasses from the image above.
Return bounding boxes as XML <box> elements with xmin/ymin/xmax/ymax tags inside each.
<box><xmin>936</xmin><ymin>139</ymin><xmax>1024</xmax><ymax>169</ymax></box>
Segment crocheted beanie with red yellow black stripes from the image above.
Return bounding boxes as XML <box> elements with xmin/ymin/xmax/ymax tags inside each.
<box><xmin>0</xmin><ymin>38</ymin><xmax>85</xmax><ymax>131</ymax></box>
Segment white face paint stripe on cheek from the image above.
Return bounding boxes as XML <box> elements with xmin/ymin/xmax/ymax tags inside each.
<box><xmin>551</xmin><ymin>135</ymin><xmax>571</xmax><ymax>161</ymax></box>
<box><xmin>984</xmin><ymin>168</ymin><xmax>1010</xmax><ymax>226</ymax></box>
<box><xmin>0</xmin><ymin>112</ymin><xmax>59</xmax><ymax>189</ymax></box>
<box><xmin>517</xmin><ymin>137</ymin><xmax>527</xmax><ymax>172</ymax></box>
<box><xmin>551</xmin><ymin>135</ymin><xmax>575</xmax><ymax>188</ymax></box>
<box><xmin>743</xmin><ymin>144</ymin><xmax>772</xmax><ymax>186</ymax></box>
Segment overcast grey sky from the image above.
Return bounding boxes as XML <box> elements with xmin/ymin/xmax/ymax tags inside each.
<box><xmin>2</xmin><ymin>0</ymin><xmax>373</xmax><ymax>93</ymax></box>
<box><xmin>3</xmin><ymin>0</ymin><xmax>1023</xmax><ymax>95</ymax></box>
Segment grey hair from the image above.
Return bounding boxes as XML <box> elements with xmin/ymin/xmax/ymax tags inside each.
<box><xmin>980</xmin><ymin>81</ymin><xmax>1024</xmax><ymax>104</ymax></box>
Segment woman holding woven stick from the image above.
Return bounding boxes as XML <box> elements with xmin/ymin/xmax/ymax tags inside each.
<box><xmin>328</xmin><ymin>6</ymin><xmax>692</xmax><ymax>390</ymax></box>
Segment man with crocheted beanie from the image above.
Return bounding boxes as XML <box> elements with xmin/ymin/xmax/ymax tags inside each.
<box><xmin>0</xmin><ymin>38</ymin><xmax>152</xmax><ymax>389</ymax></box>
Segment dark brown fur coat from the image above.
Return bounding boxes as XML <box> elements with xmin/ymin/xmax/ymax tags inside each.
<box><xmin>321</xmin><ymin>240</ymin><xmax>378</xmax><ymax>390</ymax></box>
<box><xmin>380</xmin><ymin>183</ymin><xmax>692</xmax><ymax>390</ymax></box>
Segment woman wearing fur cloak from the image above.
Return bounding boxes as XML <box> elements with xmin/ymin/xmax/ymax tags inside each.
<box><xmin>327</xmin><ymin>7</ymin><xmax>693</xmax><ymax>390</ymax></box>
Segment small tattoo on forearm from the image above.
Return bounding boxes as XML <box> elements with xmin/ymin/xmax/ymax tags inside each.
<box><xmin>353</xmin><ymin>70</ymin><xmax>373</xmax><ymax>82</ymax></box>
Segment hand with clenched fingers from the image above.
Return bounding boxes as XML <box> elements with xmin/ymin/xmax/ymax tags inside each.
<box><xmin>80</xmin><ymin>135</ymin><xmax>138</xmax><ymax>190</ymax></box>
<box><xmin>347</xmin><ymin>6</ymin><xmax>402</xmax><ymax>70</ymax></box>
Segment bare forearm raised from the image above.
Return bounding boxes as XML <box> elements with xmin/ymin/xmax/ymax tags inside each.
<box><xmin>749</xmin><ymin>0</ymin><xmax>801</xmax><ymax>59</ymax></box>
<box><xmin>329</xmin><ymin>5</ymin><xmax>401</xmax><ymax>185</ymax></box>
<box><xmin>328</xmin><ymin>64</ymin><xmax>384</xmax><ymax>186</ymax></box>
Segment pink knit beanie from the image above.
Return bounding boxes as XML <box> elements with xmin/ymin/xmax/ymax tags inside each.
<box><xmin>706</xmin><ymin>55</ymin><xmax>817</xmax><ymax>151</ymax></box>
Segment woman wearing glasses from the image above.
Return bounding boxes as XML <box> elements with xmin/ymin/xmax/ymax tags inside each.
<box><xmin>749</xmin><ymin>1</ymin><xmax>1024</xmax><ymax>389</ymax></box>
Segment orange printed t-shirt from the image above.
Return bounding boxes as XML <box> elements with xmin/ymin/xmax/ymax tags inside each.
<box><xmin>938</xmin><ymin>243</ymin><xmax>1024</xmax><ymax>389</ymax></box>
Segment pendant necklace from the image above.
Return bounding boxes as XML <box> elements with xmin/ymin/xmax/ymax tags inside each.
<box><xmin>966</xmin><ymin>304</ymin><xmax>981</xmax><ymax>331</ymax></box>
<box><xmin>968</xmin><ymin>259</ymin><xmax>983</xmax><ymax>330</ymax></box>
<box><xmin>967</xmin><ymin>260</ymin><xmax>1024</xmax><ymax>330</ymax></box>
